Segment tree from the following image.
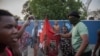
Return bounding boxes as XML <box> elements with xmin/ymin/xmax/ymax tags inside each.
<box><xmin>22</xmin><ymin>0</ymin><xmax>90</xmax><ymax>20</ymax></box>
<box><xmin>66</xmin><ymin>0</ymin><xmax>83</xmax><ymax>19</ymax></box>
<box><xmin>92</xmin><ymin>10</ymin><xmax>100</xmax><ymax>19</ymax></box>
<box><xmin>87</xmin><ymin>9</ymin><xmax>100</xmax><ymax>20</ymax></box>
<box><xmin>22</xmin><ymin>1</ymin><xmax>30</xmax><ymax>15</ymax></box>
<box><xmin>22</xmin><ymin>1</ymin><xmax>32</xmax><ymax>20</ymax></box>
<box><xmin>22</xmin><ymin>0</ymin><xmax>85</xmax><ymax>20</ymax></box>
<box><xmin>29</xmin><ymin>0</ymin><xmax>67</xmax><ymax>20</ymax></box>
<box><xmin>81</xmin><ymin>0</ymin><xmax>92</xmax><ymax>19</ymax></box>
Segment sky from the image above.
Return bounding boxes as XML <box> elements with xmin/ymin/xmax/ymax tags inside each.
<box><xmin>0</xmin><ymin>0</ymin><xmax>28</xmax><ymax>19</ymax></box>
<box><xmin>0</xmin><ymin>0</ymin><xmax>100</xmax><ymax>19</ymax></box>
<box><xmin>82</xmin><ymin>0</ymin><xmax>100</xmax><ymax>11</ymax></box>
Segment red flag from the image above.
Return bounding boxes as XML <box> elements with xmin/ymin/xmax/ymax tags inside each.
<box><xmin>40</xmin><ymin>18</ymin><xmax>60</xmax><ymax>47</ymax></box>
<box><xmin>44</xmin><ymin>18</ymin><xmax>55</xmax><ymax>46</ymax></box>
<box><xmin>40</xmin><ymin>18</ymin><xmax>54</xmax><ymax>44</ymax></box>
<box><xmin>39</xmin><ymin>18</ymin><xmax>60</xmax><ymax>56</ymax></box>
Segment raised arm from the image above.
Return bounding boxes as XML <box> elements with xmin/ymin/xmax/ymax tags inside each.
<box><xmin>17</xmin><ymin>19</ymin><xmax>30</xmax><ymax>39</ymax></box>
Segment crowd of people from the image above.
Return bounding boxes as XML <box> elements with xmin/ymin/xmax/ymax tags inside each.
<box><xmin>0</xmin><ymin>9</ymin><xmax>100</xmax><ymax>56</ymax></box>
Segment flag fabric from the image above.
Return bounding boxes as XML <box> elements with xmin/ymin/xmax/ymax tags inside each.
<box><xmin>39</xmin><ymin>18</ymin><xmax>60</xmax><ymax>56</ymax></box>
<box><xmin>40</xmin><ymin>18</ymin><xmax>56</xmax><ymax>46</ymax></box>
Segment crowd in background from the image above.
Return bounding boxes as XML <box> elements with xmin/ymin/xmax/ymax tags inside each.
<box><xmin>0</xmin><ymin>9</ymin><xmax>100</xmax><ymax>56</ymax></box>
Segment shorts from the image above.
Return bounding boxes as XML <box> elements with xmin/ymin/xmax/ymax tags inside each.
<box><xmin>30</xmin><ymin>37</ymin><xmax>38</xmax><ymax>48</ymax></box>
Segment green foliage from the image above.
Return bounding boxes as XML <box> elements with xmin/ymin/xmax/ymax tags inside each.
<box><xmin>29</xmin><ymin>0</ymin><xmax>85</xmax><ymax>20</ymax></box>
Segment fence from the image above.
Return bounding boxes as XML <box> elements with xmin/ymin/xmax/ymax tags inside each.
<box><xmin>19</xmin><ymin>20</ymin><xmax>100</xmax><ymax>44</ymax></box>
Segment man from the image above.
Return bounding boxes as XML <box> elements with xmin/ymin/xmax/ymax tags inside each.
<box><xmin>31</xmin><ymin>20</ymin><xmax>39</xmax><ymax>56</ymax></box>
<box><xmin>15</xmin><ymin>15</ymin><xmax>31</xmax><ymax>56</ymax></box>
<box><xmin>9</xmin><ymin>14</ymin><xmax>30</xmax><ymax>56</ymax></box>
<box><xmin>60</xmin><ymin>11</ymin><xmax>91</xmax><ymax>56</ymax></box>
<box><xmin>0</xmin><ymin>9</ymin><xmax>18</xmax><ymax>56</ymax></box>
<box><xmin>92</xmin><ymin>30</ymin><xmax>100</xmax><ymax>56</ymax></box>
<box><xmin>53</xmin><ymin>20</ymin><xmax>60</xmax><ymax>33</ymax></box>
